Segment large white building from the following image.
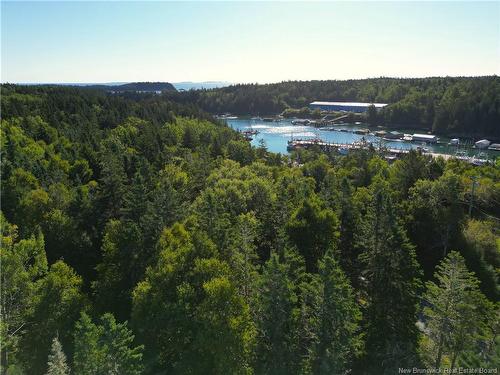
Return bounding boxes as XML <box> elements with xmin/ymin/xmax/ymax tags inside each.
<box><xmin>412</xmin><ymin>134</ymin><xmax>438</xmax><ymax>143</ymax></box>
<box><xmin>309</xmin><ymin>101</ymin><xmax>388</xmax><ymax>113</ymax></box>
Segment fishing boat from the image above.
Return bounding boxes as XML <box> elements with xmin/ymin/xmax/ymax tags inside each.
<box><xmin>354</xmin><ymin>128</ymin><xmax>370</xmax><ymax>135</ymax></box>
<box><xmin>291</xmin><ymin>119</ymin><xmax>309</xmax><ymax>125</ymax></box>
<box><xmin>402</xmin><ymin>134</ymin><xmax>413</xmax><ymax>142</ymax></box>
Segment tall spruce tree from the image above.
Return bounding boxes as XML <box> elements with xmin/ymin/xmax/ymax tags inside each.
<box><xmin>422</xmin><ymin>251</ymin><xmax>493</xmax><ymax>368</ymax></box>
<box><xmin>73</xmin><ymin>312</ymin><xmax>144</xmax><ymax>375</ymax></box>
<box><xmin>359</xmin><ymin>184</ymin><xmax>422</xmax><ymax>373</ymax></box>
<box><xmin>255</xmin><ymin>252</ymin><xmax>297</xmax><ymax>375</ymax></box>
<box><xmin>46</xmin><ymin>337</ymin><xmax>70</xmax><ymax>375</ymax></box>
<box><xmin>312</xmin><ymin>252</ymin><xmax>362</xmax><ymax>375</ymax></box>
<box><xmin>337</xmin><ymin>177</ymin><xmax>360</xmax><ymax>285</ymax></box>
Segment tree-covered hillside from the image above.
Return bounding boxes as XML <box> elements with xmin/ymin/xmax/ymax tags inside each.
<box><xmin>167</xmin><ymin>76</ymin><xmax>500</xmax><ymax>138</ymax></box>
<box><xmin>1</xmin><ymin>85</ymin><xmax>499</xmax><ymax>374</ymax></box>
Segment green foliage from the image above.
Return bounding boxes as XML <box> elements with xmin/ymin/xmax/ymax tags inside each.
<box><xmin>20</xmin><ymin>261</ymin><xmax>87</xmax><ymax>374</ymax></box>
<box><xmin>46</xmin><ymin>337</ymin><xmax>70</xmax><ymax>375</ymax></box>
<box><xmin>358</xmin><ymin>184</ymin><xmax>423</xmax><ymax>372</ymax></box>
<box><xmin>311</xmin><ymin>252</ymin><xmax>362</xmax><ymax>374</ymax></box>
<box><xmin>2</xmin><ymin>85</ymin><xmax>499</xmax><ymax>374</ymax></box>
<box><xmin>406</xmin><ymin>172</ymin><xmax>466</xmax><ymax>278</ymax></box>
<box><xmin>462</xmin><ymin>220</ymin><xmax>500</xmax><ymax>300</ymax></box>
<box><xmin>286</xmin><ymin>197</ymin><xmax>339</xmax><ymax>272</ymax></box>
<box><xmin>421</xmin><ymin>252</ymin><xmax>496</xmax><ymax>368</ymax></box>
<box><xmin>1</xmin><ymin>214</ymin><xmax>48</xmax><ymax>372</ymax></box>
<box><xmin>131</xmin><ymin>223</ymin><xmax>255</xmax><ymax>374</ymax></box>
<box><xmin>73</xmin><ymin>312</ymin><xmax>143</xmax><ymax>375</ymax></box>
<box><xmin>255</xmin><ymin>252</ymin><xmax>298</xmax><ymax>374</ymax></box>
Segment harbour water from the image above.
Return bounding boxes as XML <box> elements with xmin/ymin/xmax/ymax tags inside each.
<box><xmin>225</xmin><ymin>118</ymin><xmax>496</xmax><ymax>159</ymax></box>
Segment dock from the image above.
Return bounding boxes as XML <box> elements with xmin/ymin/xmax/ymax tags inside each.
<box><xmin>287</xmin><ymin>138</ymin><xmax>490</xmax><ymax>165</ymax></box>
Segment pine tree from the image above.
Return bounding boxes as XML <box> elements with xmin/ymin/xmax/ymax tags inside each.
<box><xmin>312</xmin><ymin>252</ymin><xmax>362</xmax><ymax>375</ymax></box>
<box><xmin>422</xmin><ymin>251</ymin><xmax>493</xmax><ymax>368</ymax></box>
<box><xmin>99</xmin><ymin>313</ymin><xmax>144</xmax><ymax>375</ymax></box>
<box><xmin>227</xmin><ymin>213</ymin><xmax>260</xmax><ymax>305</ymax></box>
<box><xmin>255</xmin><ymin>252</ymin><xmax>298</xmax><ymax>375</ymax></box>
<box><xmin>337</xmin><ymin>177</ymin><xmax>360</xmax><ymax>285</ymax></box>
<box><xmin>359</xmin><ymin>185</ymin><xmax>422</xmax><ymax>373</ymax></box>
<box><xmin>73</xmin><ymin>313</ymin><xmax>102</xmax><ymax>375</ymax></box>
<box><xmin>73</xmin><ymin>312</ymin><xmax>143</xmax><ymax>375</ymax></box>
<box><xmin>46</xmin><ymin>337</ymin><xmax>70</xmax><ymax>375</ymax></box>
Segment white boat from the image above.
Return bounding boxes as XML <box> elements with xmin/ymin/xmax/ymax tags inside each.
<box><xmin>449</xmin><ymin>138</ymin><xmax>460</xmax><ymax>146</ymax></box>
<box><xmin>488</xmin><ymin>143</ymin><xmax>500</xmax><ymax>151</ymax></box>
<box><xmin>291</xmin><ymin>119</ymin><xmax>310</xmax><ymax>125</ymax></box>
<box><xmin>475</xmin><ymin>139</ymin><xmax>491</xmax><ymax>149</ymax></box>
<box><xmin>402</xmin><ymin>134</ymin><xmax>413</xmax><ymax>142</ymax></box>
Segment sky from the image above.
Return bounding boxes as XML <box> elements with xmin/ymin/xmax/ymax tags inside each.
<box><xmin>1</xmin><ymin>1</ymin><xmax>499</xmax><ymax>84</ymax></box>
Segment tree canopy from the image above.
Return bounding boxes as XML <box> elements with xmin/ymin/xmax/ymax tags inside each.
<box><xmin>1</xmin><ymin>84</ymin><xmax>499</xmax><ymax>374</ymax></box>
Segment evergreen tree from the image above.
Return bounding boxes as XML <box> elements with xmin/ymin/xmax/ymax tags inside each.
<box><xmin>255</xmin><ymin>252</ymin><xmax>297</xmax><ymax>375</ymax></box>
<box><xmin>46</xmin><ymin>337</ymin><xmax>70</xmax><ymax>375</ymax></box>
<box><xmin>359</xmin><ymin>185</ymin><xmax>422</xmax><ymax>373</ymax></box>
<box><xmin>422</xmin><ymin>251</ymin><xmax>493</xmax><ymax>368</ymax></box>
<box><xmin>73</xmin><ymin>312</ymin><xmax>101</xmax><ymax>375</ymax></box>
<box><xmin>73</xmin><ymin>312</ymin><xmax>143</xmax><ymax>375</ymax></box>
<box><xmin>337</xmin><ymin>177</ymin><xmax>360</xmax><ymax>285</ymax></box>
<box><xmin>99</xmin><ymin>314</ymin><xmax>144</xmax><ymax>375</ymax></box>
<box><xmin>312</xmin><ymin>252</ymin><xmax>362</xmax><ymax>375</ymax></box>
<box><xmin>226</xmin><ymin>213</ymin><xmax>260</xmax><ymax>305</ymax></box>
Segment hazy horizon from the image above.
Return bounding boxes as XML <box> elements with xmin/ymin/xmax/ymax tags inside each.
<box><xmin>2</xmin><ymin>1</ymin><xmax>499</xmax><ymax>83</ymax></box>
<box><xmin>3</xmin><ymin>75</ymin><xmax>499</xmax><ymax>87</ymax></box>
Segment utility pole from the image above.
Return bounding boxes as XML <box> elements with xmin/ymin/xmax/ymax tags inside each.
<box><xmin>469</xmin><ymin>176</ymin><xmax>478</xmax><ymax>216</ymax></box>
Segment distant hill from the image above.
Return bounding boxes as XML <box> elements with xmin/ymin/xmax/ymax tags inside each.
<box><xmin>173</xmin><ymin>81</ymin><xmax>231</xmax><ymax>91</ymax></box>
<box><xmin>13</xmin><ymin>81</ymin><xmax>177</xmax><ymax>93</ymax></box>
<box><xmin>86</xmin><ymin>82</ymin><xmax>177</xmax><ymax>92</ymax></box>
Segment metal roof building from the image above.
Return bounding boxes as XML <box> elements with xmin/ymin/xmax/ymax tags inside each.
<box><xmin>412</xmin><ymin>134</ymin><xmax>438</xmax><ymax>143</ymax></box>
<box><xmin>309</xmin><ymin>101</ymin><xmax>388</xmax><ymax>113</ymax></box>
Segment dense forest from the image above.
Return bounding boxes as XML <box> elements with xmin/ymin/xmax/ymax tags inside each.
<box><xmin>167</xmin><ymin>76</ymin><xmax>500</xmax><ymax>138</ymax></box>
<box><xmin>1</xmin><ymin>85</ymin><xmax>499</xmax><ymax>374</ymax></box>
<box><xmin>83</xmin><ymin>82</ymin><xmax>177</xmax><ymax>93</ymax></box>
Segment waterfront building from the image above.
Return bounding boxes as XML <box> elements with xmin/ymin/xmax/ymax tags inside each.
<box><xmin>412</xmin><ymin>134</ymin><xmax>438</xmax><ymax>143</ymax></box>
<box><xmin>309</xmin><ymin>101</ymin><xmax>388</xmax><ymax>113</ymax></box>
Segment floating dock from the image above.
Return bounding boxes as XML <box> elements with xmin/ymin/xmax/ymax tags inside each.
<box><xmin>286</xmin><ymin>138</ymin><xmax>490</xmax><ymax>165</ymax></box>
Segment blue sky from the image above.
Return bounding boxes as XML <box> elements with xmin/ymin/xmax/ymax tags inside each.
<box><xmin>2</xmin><ymin>1</ymin><xmax>499</xmax><ymax>83</ymax></box>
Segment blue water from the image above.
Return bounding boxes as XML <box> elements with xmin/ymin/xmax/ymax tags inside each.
<box><xmin>225</xmin><ymin>118</ymin><xmax>488</xmax><ymax>157</ymax></box>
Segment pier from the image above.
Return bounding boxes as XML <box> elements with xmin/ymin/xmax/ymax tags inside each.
<box><xmin>287</xmin><ymin>138</ymin><xmax>490</xmax><ymax>165</ymax></box>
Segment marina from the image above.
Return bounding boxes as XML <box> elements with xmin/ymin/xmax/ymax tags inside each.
<box><xmin>224</xmin><ymin>118</ymin><xmax>498</xmax><ymax>163</ymax></box>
